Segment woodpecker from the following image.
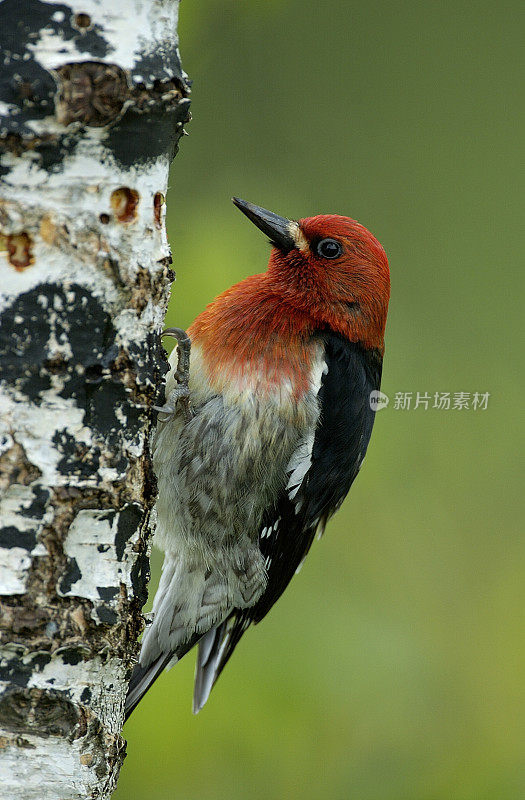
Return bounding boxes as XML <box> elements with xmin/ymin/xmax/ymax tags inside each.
<box><xmin>125</xmin><ymin>198</ymin><xmax>390</xmax><ymax>717</ymax></box>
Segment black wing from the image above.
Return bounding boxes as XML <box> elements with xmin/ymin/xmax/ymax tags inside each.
<box><xmin>193</xmin><ymin>334</ymin><xmax>383</xmax><ymax>711</ymax></box>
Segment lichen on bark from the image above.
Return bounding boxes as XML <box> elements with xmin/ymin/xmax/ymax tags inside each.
<box><xmin>0</xmin><ymin>1</ymin><xmax>190</xmax><ymax>796</ymax></box>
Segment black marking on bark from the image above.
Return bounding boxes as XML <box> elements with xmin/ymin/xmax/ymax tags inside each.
<box><xmin>32</xmin><ymin>652</ymin><xmax>52</xmax><ymax>671</ymax></box>
<box><xmin>0</xmin><ymin>484</ymin><xmax>50</xmax><ymax>553</ymax></box>
<box><xmin>105</xmin><ymin>97</ymin><xmax>190</xmax><ymax>168</ymax></box>
<box><xmin>60</xmin><ymin>648</ymin><xmax>82</xmax><ymax>665</ymax></box>
<box><xmin>97</xmin><ymin>586</ymin><xmax>119</xmax><ymax>601</ymax></box>
<box><xmin>0</xmin><ymin>526</ymin><xmax>36</xmax><ymax>550</ymax></box>
<box><xmin>97</xmin><ymin>544</ymin><xmax>111</xmax><ymax>553</ymax></box>
<box><xmin>96</xmin><ymin>605</ymin><xmax>118</xmax><ymax>625</ymax></box>
<box><xmin>0</xmin><ymin>284</ymin><xmax>118</xmax><ymax>402</ymax></box>
<box><xmin>83</xmin><ymin>380</ymin><xmax>133</xmax><ymax>454</ymax></box>
<box><xmin>53</xmin><ymin>429</ymin><xmax>102</xmax><ymax>478</ymax></box>
<box><xmin>19</xmin><ymin>485</ymin><xmax>50</xmax><ymax>519</ymax></box>
<box><xmin>80</xmin><ymin>687</ymin><xmax>92</xmax><ymax>703</ymax></box>
<box><xmin>58</xmin><ymin>557</ymin><xmax>82</xmax><ymax>595</ymax></box>
<box><xmin>130</xmin><ymin>331</ymin><xmax>170</xmax><ymax>403</ymax></box>
<box><xmin>115</xmin><ymin>503</ymin><xmax>143</xmax><ymax>561</ymax></box>
<box><xmin>0</xmin><ymin>4</ymin><xmax>60</xmax><ymax>138</ymax></box>
<box><xmin>130</xmin><ymin>550</ymin><xmax>150</xmax><ymax>609</ymax></box>
<box><xmin>0</xmin><ymin>660</ymin><xmax>32</xmax><ymax>687</ymax></box>
<box><xmin>84</xmin><ymin>363</ymin><xmax>104</xmax><ymax>384</ymax></box>
<box><xmin>133</xmin><ymin>45</ymin><xmax>186</xmax><ymax>88</ymax></box>
<box><xmin>66</xmin><ymin>25</ymin><xmax>111</xmax><ymax>59</ymax></box>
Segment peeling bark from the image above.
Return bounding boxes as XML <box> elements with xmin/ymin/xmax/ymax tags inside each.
<box><xmin>0</xmin><ymin>1</ymin><xmax>190</xmax><ymax>796</ymax></box>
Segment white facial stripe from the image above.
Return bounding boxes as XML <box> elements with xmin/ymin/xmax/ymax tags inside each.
<box><xmin>288</xmin><ymin>221</ymin><xmax>309</xmax><ymax>252</ymax></box>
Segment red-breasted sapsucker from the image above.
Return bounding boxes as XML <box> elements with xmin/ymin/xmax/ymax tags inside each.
<box><xmin>125</xmin><ymin>198</ymin><xmax>390</xmax><ymax>717</ymax></box>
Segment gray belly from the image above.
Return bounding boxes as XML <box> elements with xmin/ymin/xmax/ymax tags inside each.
<box><xmin>153</xmin><ymin>393</ymin><xmax>316</xmax><ymax>565</ymax></box>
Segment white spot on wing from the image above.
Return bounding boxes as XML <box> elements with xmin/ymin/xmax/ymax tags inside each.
<box><xmin>261</xmin><ymin>517</ymin><xmax>281</xmax><ymax>541</ymax></box>
<box><xmin>285</xmin><ymin>351</ymin><xmax>326</xmax><ymax>504</ymax></box>
<box><xmin>286</xmin><ymin>430</ymin><xmax>315</xmax><ymax>500</ymax></box>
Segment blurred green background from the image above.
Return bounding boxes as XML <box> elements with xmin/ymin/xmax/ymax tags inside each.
<box><xmin>116</xmin><ymin>1</ymin><xmax>524</xmax><ymax>798</ymax></box>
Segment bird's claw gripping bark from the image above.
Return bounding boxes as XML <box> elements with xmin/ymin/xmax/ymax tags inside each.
<box><xmin>154</xmin><ymin>327</ymin><xmax>193</xmax><ymax>422</ymax></box>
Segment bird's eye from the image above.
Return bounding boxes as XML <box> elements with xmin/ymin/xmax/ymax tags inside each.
<box><xmin>316</xmin><ymin>238</ymin><xmax>343</xmax><ymax>259</ymax></box>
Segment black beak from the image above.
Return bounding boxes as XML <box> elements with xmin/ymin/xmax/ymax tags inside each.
<box><xmin>232</xmin><ymin>197</ymin><xmax>296</xmax><ymax>253</ymax></box>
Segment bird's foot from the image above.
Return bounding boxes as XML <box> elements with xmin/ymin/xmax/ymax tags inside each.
<box><xmin>155</xmin><ymin>327</ymin><xmax>193</xmax><ymax>422</ymax></box>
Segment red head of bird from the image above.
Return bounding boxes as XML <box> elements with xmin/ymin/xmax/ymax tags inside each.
<box><xmin>189</xmin><ymin>199</ymin><xmax>390</xmax><ymax>397</ymax></box>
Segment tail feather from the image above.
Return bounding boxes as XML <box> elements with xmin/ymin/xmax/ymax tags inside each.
<box><xmin>125</xmin><ymin>652</ymin><xmax>174</xmax><ymax>720</ymax></box>
<box><xmin>193</xmin><ymin>626</ymin><xmax>223</xmax><ymax>714</ymax></box>
<box><xmin>125</xmin><ymin>552</ymin><xmax>257</xmax><ymax>717</ymax></box>
<box><xmin>125</xmin><ymin>628</ymin><xmax>206</xmax><ymax>719</ymax></box>
<box><xmin>193</xmin><ymin>613</ymin><xmax>251</xmax><ymax>713</ymax></box>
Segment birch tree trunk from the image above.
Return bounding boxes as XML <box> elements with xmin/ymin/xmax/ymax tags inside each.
<box><xmin>0</xmin><ymin>1</ymin><xmax>190</xmax><ymax>796</ymax></box>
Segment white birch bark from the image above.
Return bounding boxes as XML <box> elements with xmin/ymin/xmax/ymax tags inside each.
<box><xmin>0</xmin><ymin>1</ymin><xmax>190</xmax><ymax>797</ymax></box>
